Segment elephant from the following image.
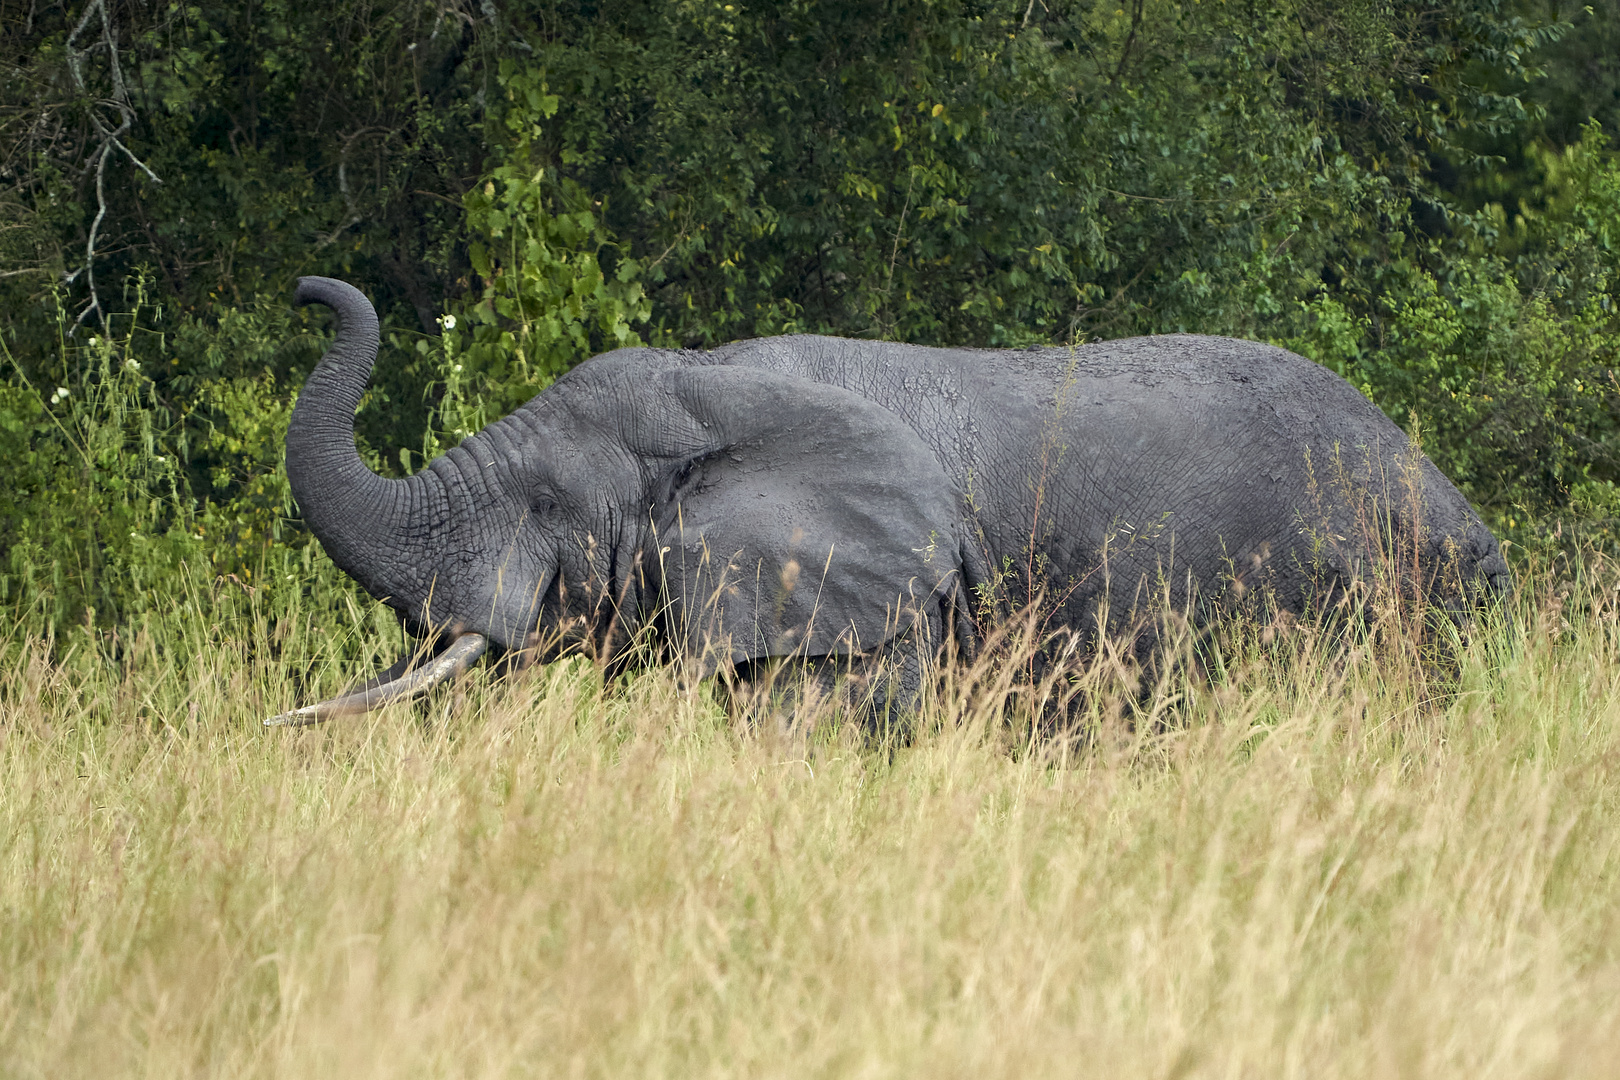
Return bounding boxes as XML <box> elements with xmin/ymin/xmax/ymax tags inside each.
<box><xmin>266</xmin><ymin>276</ymin><xmax>1510</xmax><ymax>726</ymax></box>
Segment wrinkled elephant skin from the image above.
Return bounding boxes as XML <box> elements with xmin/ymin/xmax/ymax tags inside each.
<box><xmin>271</xmin><ymin>276</ymin><xmax>1508</xmax><ymax>722</ymax></box>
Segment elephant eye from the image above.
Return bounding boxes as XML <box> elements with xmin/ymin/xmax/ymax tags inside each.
<box><xmin>532</xmin><ymin>495</ymin><xmax>559</xmax><ymax>517</ymax></box>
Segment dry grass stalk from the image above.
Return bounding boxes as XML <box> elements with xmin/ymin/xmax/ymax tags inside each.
<box><xmin>1</xmin><ymin>558</ymin><xmax>1617</xmax><ymax>1078</ymax></box>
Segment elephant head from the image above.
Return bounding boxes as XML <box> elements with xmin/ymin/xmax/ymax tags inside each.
<box><xmin>269</xmin><ymin>277</ymin><xmax>973</xmax><ymax>724</ymax></box>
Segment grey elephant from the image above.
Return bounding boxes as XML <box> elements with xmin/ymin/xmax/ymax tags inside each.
<box><xmin>267</xmin><ymin>276</ymin><xmax>1509</xmax><ymax>725</ymax></box>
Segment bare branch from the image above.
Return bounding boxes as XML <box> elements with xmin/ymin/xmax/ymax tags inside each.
<box><xmin>61</xmin><ymin>0</ymin><xmax>163</xmax><ymax>329</ymax></box>
<box><xmin>316</xmin><ymin>127</ymin><xmax>385</xmax><ymax>247</ymax></box>
<box><xmin>110</xmin><ymin>136</ymin><xmax>161</xmax><ymax>184</ymax></box>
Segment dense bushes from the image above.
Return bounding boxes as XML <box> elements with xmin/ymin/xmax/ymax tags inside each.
<box><xmin>2</xmin><ymin>0</ymin><xmax>1619</xmax><ymax>638</ymax></box>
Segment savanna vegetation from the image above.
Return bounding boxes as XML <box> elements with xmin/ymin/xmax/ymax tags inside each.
<box><xmin>6</xmin><ymin>565</ymin><xmax>1620</xmax><ymax>1076</ymax></box>
<box><xmin>5</xmin><ymin>2</ymin><xmax>1620</xmax><ymax>1076</ymax></box>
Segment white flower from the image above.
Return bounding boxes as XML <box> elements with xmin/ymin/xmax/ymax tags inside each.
<box><xmin>453</xmin><ymin>363</ymin><xmax>463</xmax><ymax>373</ymax></box>
<box><xmin>124</xmin><ymin>358</ymin><xmax>140</xmax><ymax>371</ymax></box>
<box><xmin>440</xmin><ymin>314</ymin><xmax>457</xmax><ymax>330</ymax></box>
<box><xmin>87</xmin><ymin>336</ymin><xmax>100</xmax><ymax>347</ymax></box>
<box><xmin>50</xmin><ymin>386</ymin><xmax>69</xmax><ymax>404</ymax></box>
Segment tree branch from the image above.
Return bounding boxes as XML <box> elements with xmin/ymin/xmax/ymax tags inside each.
<box><xmin>62</xmin><ymin>0</ymin><xmax>163</xmax><ymax>329</ymax></box>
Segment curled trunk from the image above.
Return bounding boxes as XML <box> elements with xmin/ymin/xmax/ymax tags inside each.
<box><xmin>286</xmin><ymin>276</ymin><xmax>428</xmax><ymax>603</ymax></box>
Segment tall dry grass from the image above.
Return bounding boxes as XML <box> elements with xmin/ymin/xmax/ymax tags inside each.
<box><xmin>3</xmin><ymin>563</ymin><xmax>1620</xmax><ymax>1079</ymax></box>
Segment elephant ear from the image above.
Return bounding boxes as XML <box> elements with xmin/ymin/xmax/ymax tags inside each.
<box><xmin>650</xmin><ymin>366</ymin><xmax>970</xmax><ymax>669</ymax></box>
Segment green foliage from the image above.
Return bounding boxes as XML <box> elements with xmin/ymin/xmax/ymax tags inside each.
<box><xmin>436</xmin><ymin>58</ymin><xmax>650</xmax><ymax>426</ymax></box>
<box><xmin>6</xmin><ymin>0</ymin><xmax>1620</xmax><ymax>640</ymax></box>
<box><xmin>0</xmin><ymin>281</ymin><xmax>199</xmax><ymax>629</ymax></box>
<box><xmin>0</xmin><ymin>275</ymin><xmax>379</xmax><ymax>647</ymax></box>
<box><xmin>507</xmin><ymin>0</ymin><xmax>1555</xmax><ymax>346</ymax></box>
<box><xmin>1280</xmin><ymin>122</ymin><xmax>1620</xmax><ymax>538</ymax></box>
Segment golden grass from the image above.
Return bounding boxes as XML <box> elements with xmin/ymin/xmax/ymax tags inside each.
<box><xmin>4</xmin><ymin>574</ymin><xmax>1620</xmax><ymax>1078</ymax></box>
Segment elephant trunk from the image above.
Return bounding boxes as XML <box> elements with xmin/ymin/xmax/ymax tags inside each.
<box><xmin>286</xmin><ymin>276</ymin><xmax>425</xmax><ymax>601</ymax></box>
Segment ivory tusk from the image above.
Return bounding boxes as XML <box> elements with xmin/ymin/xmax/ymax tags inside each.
<box><xmin>265</xmin><ymin>632</ymin><xmax>489</xmax><ymax>728</ymax></box>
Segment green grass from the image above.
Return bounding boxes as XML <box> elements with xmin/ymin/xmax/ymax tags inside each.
<box><xmin>3</xmin><ymin>568</ymin><xmax>1620</xmax><ymax>1078</ymax></box>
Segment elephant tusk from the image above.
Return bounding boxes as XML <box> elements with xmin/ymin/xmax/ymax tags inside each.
<box><xmin>265</xmin><ymin>632</ymin><xmax>490</xmax><ymax>728</ymax></box>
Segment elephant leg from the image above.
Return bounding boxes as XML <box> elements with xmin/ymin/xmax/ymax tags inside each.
<box><xmin>721</xmin><ymin>656</ymin><xmax>841</xmax><ymax>729</ymax></box>
<box><xmin>723</xmin><ymin>631</ymin><xmax>936</xmax><ymax>734</ymax></box>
